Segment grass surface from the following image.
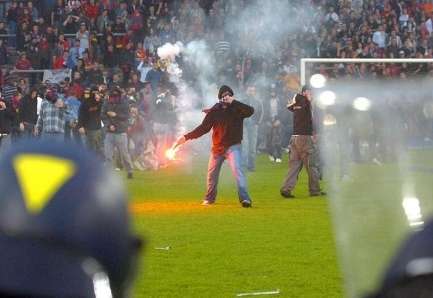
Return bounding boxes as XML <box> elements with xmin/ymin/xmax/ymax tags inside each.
<box><xmin>126</xmin><ymin>154</ymin><xmax>343</xmax><ymax>298</ymax></box>
<box><xmin>327</xmin><ymin>149</ymin><xmax>433</xmax><ymax>298</ymax></box>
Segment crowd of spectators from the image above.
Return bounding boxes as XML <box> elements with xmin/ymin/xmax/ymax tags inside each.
<box><xmin>0</xmin><ymin>0</ymin><xmax>433</xmax><ymax>171</ymax></box>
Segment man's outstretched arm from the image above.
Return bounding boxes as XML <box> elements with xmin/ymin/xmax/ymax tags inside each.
<box><xmin>174</xmin><ymin>112</ymin><xmax>214</xmax><ymax>148</ymax></box>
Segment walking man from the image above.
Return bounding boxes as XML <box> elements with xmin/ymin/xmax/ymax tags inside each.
<box><xmin>102</xmin><ymin>86</ymin><xmax>134</xmax><ymax>179</ymax></box>
<box><xmin>174</xmin><ymin>85</ymin><xmax>254</xmax><ymax>207</ymax></box>
<box><xmin>280</xmin><ymin>85</ymin><xmax>325</xmax><ymax>198</ymax></box>
<box><xmin>242</xmin><ymin>84</ymin><xmax>263</xmax><ymax>172</ymax></box>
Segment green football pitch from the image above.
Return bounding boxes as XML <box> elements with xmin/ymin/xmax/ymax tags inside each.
<box><xmin>126</xmin><ymin>154</ymin><xmax>343</xmax><ymax>298</ymax></box>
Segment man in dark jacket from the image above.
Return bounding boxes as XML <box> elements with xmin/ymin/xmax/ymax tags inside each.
<box><xmin>174</xmin><ymin>85</ymin><xmax>254</xmax><ymax>207</ymax></box>
<box><xmin>280</xmin><ymin>85</ymin><xmax>324</xmax><ymax>198</ymax></box>
<box><xmin>102</xmin><ymin>86</ymin><xmax>133</xmax><ymax>179</ymax></box>
<box><xmin>19</xmin><ymin>88</ymin><xmax>39</xmax><ymax>138</ymax></box>
<box><xmin>0</xmin><ymin>98</ymin><xmax>14</xmax><ymax>152</ymax></box>
<box><xmin>78</xmin><ymin>87</ymin><xmax>103</xmax><ymax>156</ymax></box>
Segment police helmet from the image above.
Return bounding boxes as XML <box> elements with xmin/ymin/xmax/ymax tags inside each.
<box><xmin>0</xmin><ymin>139</ymin><xmax>142</xmax><ymax>298</ymax></box>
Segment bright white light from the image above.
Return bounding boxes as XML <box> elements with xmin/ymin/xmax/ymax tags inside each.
<box><xmin>323</xmin><ymin>114</ymin><xmax>337</xmax><ymax>126</ymax></box>
<box><xmin>94</xmin><ymin>272</ymin><xmax>113</xmax><ymax>298</ymax></box>
<box><xmin>423</xmin><ymin>101</ymin><xmax>433</xmax><ymax>119</ymax></box>
<box><xmin>353</xmin><ymin>97</ymin><xmax>371</xmax><ymax>111</ymax></box>
<box><xmin>402</xmin><ymin>197</ymin><xmax>424</xmax><ymax>228</ymax></box>
<box><xmin>310</xmin><ymin>74</ymin><xmax>326</xmax><ymax>88</ymax></box>
<box><xmin>317</xmin><ymin>91</ymin><xmax>336</xmax><ymax>109</ymax></box>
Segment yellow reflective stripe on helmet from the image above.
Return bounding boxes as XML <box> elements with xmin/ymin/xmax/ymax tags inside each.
<box><xmin>13</xmin><ymin>154</ymin><xmax>77</xmax><ymax>214</ymax></box>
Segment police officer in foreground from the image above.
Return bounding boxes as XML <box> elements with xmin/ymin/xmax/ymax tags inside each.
<box><xmin>0</xmin><ymin>139</ymin><xmax>143</xmax><ymax>298</ymax></box>
<box><xmin>280</xmin><ymin>85</ymin><xmax>325</xmax><ymax>198</ymax></box>
<box><xmin>366</xmin><ymin>217</ymin><xmax>433</xmax><ymax>298</ymax></box>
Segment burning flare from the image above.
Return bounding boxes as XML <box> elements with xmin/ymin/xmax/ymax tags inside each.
<box><xmin>165</xmin><ymin>146</ymin><xmax>179</xmax><ymax>161</ymax></box>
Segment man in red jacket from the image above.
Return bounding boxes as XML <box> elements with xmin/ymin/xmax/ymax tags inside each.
<box><xmin>174</xmin><ymin>85</ymin><xmax>254</xmax><ymax>207</ymax></box>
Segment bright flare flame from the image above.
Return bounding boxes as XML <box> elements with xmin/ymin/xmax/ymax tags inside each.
<box><xmin>165</xmin><ymin>147</ymin><xmax>179</xmax><ymax>160</ymax></box>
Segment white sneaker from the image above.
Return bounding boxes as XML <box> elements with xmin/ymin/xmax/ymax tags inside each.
<box><xmin>275</xmin><ymin>158</ymin><xmax>282</xmax><ymax>163</ymax></box>
<box><xmin>268</xmin><ymin>155</ymin><xmax>275</xmax><ymax>162</ymax></box>
<box><xmin>372</xmin><ymin>158</ymin><xmax>383</xmax><ymax>166</ymax></box>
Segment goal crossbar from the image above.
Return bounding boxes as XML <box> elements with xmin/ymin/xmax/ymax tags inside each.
<box><xmin>300</xmin><ymin>58</ymin><xmax>433</xmax><ymax>86</ymax></box>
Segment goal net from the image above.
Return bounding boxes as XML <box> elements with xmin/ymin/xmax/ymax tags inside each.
<box><xmin>302</xmin><ymin>58</ymin><xmax>433</xmax><ymax>298</ymax></box>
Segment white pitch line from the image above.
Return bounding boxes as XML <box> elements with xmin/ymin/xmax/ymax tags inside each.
<box><xmin>154</xmin><ymin>246</ymin><xmax>171</xmax><ymax>250</ymax></box>
<box><xmin>236</xmin><ymin>289</ymin><xmax>280</xmax><ymax>297</ymax></box>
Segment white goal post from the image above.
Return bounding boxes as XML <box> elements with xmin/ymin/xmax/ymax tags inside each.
<box><xmin>300</xmin><ymin>58</ymin><xmax>433</xmax><ymax>86</ymax></box>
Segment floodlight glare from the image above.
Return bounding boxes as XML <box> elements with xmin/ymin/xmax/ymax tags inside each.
<box><xmin>353</xmin><ymin>97</ymin><xmax>371</xmax><ymax>111</ymax></box>
<box><xmin>318</xmin><ymin>90</ymin><xmax>336</xmax><ymax>109</ymax></box>
<box><xmin>323</xmin><ymin>114</ymin><xmax>337</xmax><ymax>126</ymax></box>
<box><xmin>402</xmin><ymin>197</ymin><xmax>424</xmax><ymax>228</ymax></box>
<box><xmin>310</xmin><ymin>74</ymin><xmax>326</xmax><ymax>88</ymax></box>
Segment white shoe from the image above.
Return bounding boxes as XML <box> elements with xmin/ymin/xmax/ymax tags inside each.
<box><xmin>372</xmin><ymin>158</ymin><xmax>383</xmax><ymax>166</ymax></box>
<box><xmin>268</xmin><ymin>155</ymin><xmax>275</xmax><ymax>162</ymax></box>
<box><xmin>275</xmin><ymin>158</ymin><xmax>282</xmax><ymax>163</ymax></box>
<box><xmin>201</xmin><ymin>200</ymin><xmax>214</xmax><ymax>206</ymax></box>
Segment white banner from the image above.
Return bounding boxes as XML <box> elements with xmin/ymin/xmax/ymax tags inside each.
<box><xmin>43</xmin><ymin>69</ymin><xmax>71</xmax><ymax>84</ymax></box>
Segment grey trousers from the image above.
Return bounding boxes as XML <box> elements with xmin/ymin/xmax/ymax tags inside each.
<box><xmin>86</xmin><ymin>129</ymin><xmax>103</xmax><ymax>157</ymax></box>
<box><xmin>0</xmin><ymin>134</ymin><xmax>11</xmax><ymax>154</ymax></box>
<box><xmin>104</xmin><ymin>132</ymin><xmax>133</xmax><ymax>173</ymax></box>
<box><xmin>281</xmin><ymin>135</ymin><xmax>321</xmax><ymax>194</ymax></box>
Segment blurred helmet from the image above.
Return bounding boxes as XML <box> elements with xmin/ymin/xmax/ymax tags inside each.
<box><xmin>0</xmin><ymin>139</ymin><xmax>142</xmax><ymax>297</ymax></box>
<box><xmin>367</xmin><ymin>218</ymin><xmax>433</xmax><ymax>298</ymax></box>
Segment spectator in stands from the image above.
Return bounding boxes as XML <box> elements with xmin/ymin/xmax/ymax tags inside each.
<box><xmin>63</xmin><ymin>13</ymin><xmax>80</xmax><ymax>35</ymax></box>
<box><xmin>10</xmin><ymin>90</ymin><xmax>22</xmax><ymax>141</ymax></box>
<box><xmin>15</xmin><ymin>52</ymin><xmax>32</xmax><ymax>70</ymax></box>
<box><xmin>0</xmin><ymin>39</ymin><xmax>7</xmax><ymax>66</ymax></box>
<box><xmin>52</xmin><ymin>52</ymin><xmax>67</xmax><ymax>69</ymax></box>
<box><xmin>76</xmin><ymin>22</ymin><xmax>90</xmax><ymax>52</ymax></box>
<box><xmin>69</xmin><ymin>70</ymin><xmax>84</xmax><ymax>98</ymax></box>
<box><xmin>5</xmin><ymin>1</ymin><xmax>18</xmax><ymax>47</ymax></box>
<box><xmin>27</xmin><ymin>1</ymin><xmax>39</xmax><ymax>22</ymax></box>
<box><xmin>37</xmin><ymin>35</ymin><xmax>52</xmax><ymax>69</ymax></box>
<box><xmin>78</xmin><ymin>86</ymin><xmax>103</xmax><ymax>156</ymax></box>
<box><xmin>64</xmin><ymin>85</ymin><xmax>82</xmax><ymax>144</ymax></box>
<box><xmin>51</xmin><ymin>0</ymin><xmax>66</xmax><ymax>28</ymax></box>
<box><xmin>2</xmin><ymin>75</ymin><xmax>18</xmax><ymax>103</ymax></box>
<box><xmin>0</xmin><ymin>21</ymin><xmax>8</xmax><ymax>44</ymax></box>
<box><xmin>35</xmin><ymin>88</ymin><xmax>67</xmax><ymax>140</ymax></box>
<box><xmin>96</xmin><ymin>8</ymin><xmax>111</xmax><ymax>33</ymax></box>
<box><xmin>0</xmin><ymin>97</ymin><xmax>13</xmax><ymax>152</ymax></box>
<box><xmin>145</xmin><ymin>61</ymin><xmax>162</xmax><ymax>94</ymax></box>
<box><xmin>17</xmin><ymin>78</ymin><xmax>29</xmax><ymax>95</ymax></box>
<box><xmin>19</xmin><ymin>88</ymin><xmax>39</xmax><ymax>138</ymax></box>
